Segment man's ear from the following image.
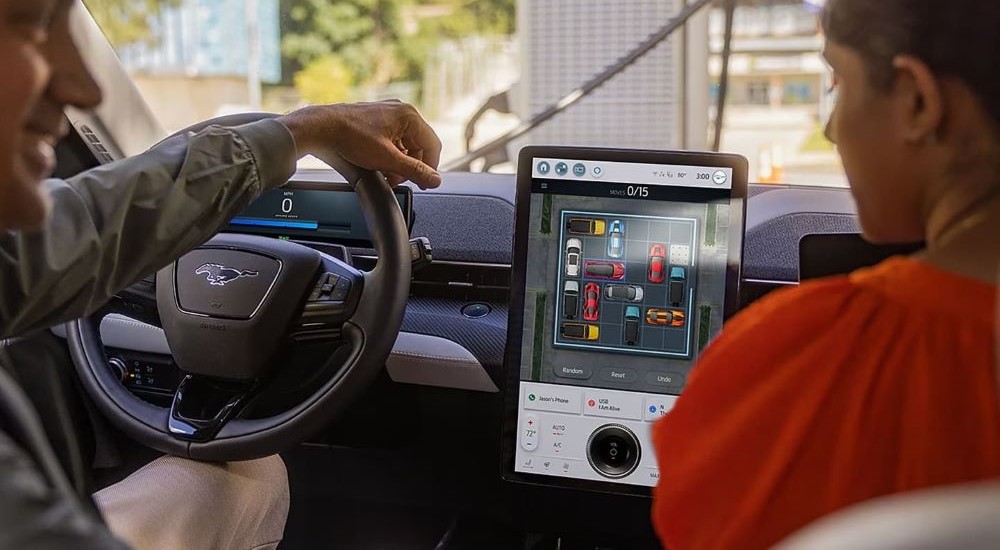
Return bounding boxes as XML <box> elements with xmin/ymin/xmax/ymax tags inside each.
<box><xmin>891</xmin><ymin>55</ymin><xmax>944</xmax><ymax>144</ymax></box>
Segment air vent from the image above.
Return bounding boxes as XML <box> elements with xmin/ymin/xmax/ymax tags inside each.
<box><xmin>78</xmin><ymin>124</ymin><xmax>115</xmax><ymax>164</ymax></box>
<box><xmin>410</xmin><ymin>261</ymin><xmax>511</xmax><ymax>302</ymax></box>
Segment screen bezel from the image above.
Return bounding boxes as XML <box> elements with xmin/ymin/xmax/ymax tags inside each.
<box><xmin>501</xmin><ymin>146</ymin><xmax>749</xmax><ymax>496</ymax></box>
<box><xmin>223</xmin><ymin>180</ymin><xmax>414</xmax><ymax>247</ymax></box>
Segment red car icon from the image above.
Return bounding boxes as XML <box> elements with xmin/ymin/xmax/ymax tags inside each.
<box><xmin>584</xmin><ymin>260</ymin><xmax>625</xmax><ymax>280</ymax></box>
<box><xmin>582</xmin><ymin>282</ymin><xmax>600</xmax><ymax>321</ymax></box>
<box><xmin>648</xmin><ymin>243</ymin><xmax>666</xmax><ymax>283</ymax></box>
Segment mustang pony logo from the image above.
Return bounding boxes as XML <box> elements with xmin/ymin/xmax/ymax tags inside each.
<box><xmin>195</xmin><ymin>264</ymin><xmax>259</xmax><ymax>286</ymax></box>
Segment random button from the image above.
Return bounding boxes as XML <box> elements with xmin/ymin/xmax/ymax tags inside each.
<box><xmin>553</xmin><ymin>365</ymin><xmax>592</xmax><ymax>380</ymax></box>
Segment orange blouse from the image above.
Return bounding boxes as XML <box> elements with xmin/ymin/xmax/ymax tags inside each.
<box><xmin>652</xmin><ymin>257</ymin><xmax>1000</xmax><ymax>549</ymax></box>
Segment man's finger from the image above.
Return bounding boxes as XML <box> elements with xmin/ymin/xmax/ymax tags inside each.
<box><xmin>386</xmin><ymin>146</ymin><xmax>441</xmax><ymax>189</ymax></box>
<box><xmin>403</xmin><ymin>140</ymin><xmax>426</xmax><ymax>166</ymax></box>
<box><xmin>405</xmin><ymin>118</ymin><xmax>442</xmax><ymax>171</ymax></box>
<box><xmin>386</xmin><ymin>173</ymin><xmax>406</xmax><ymax>186</ymax></box>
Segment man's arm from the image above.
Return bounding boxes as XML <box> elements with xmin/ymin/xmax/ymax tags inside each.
<box><xmin>0</xmin><ymin>119</ymin><xmax>296</xmax><ymax>338</ymax></box>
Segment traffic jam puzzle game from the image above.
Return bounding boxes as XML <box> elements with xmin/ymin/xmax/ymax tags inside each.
<box><xmin>554</xmin><ymin>210</ymin><xmax>697</xmax><ymax>359</ymax></box>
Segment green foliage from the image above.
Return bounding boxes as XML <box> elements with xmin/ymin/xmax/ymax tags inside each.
<box><xmin>281</xmin><ymin>0</ymin><xmax>406</xmax><ymax>88</ymax></box>
<box><xmin>801</xmin><ymin>122</ymin><xmax>836</xmax><ymax>152</ymax></box>
<box><xmin>531</xmin><ymin>291</ymin><xmax>547</xmax><ymax>381</ymax></box>
<box><xmin>428</xmin><ymin>0</ymin><xmax>515</xmax><ymax>37</ymax></box>
<box><xmin>294</xmin><ymin>55</ymin><xmax>354</xmax><ymax>104</ymax></box>
<box><xmin>279</xmin><ymin>0</ymin><xmax>515</xmax><ymax>100</ymax></box>
<box><xmin>84</xmin><ymin>0</ymin><xmax>182</xmax><ymax>47</ymax></box>
<box><xmin>698</xmin><ymin>305</ymin><xmax>712</xmax><ymax>351</ymax></box>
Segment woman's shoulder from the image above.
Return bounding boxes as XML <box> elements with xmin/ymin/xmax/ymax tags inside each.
<box><xmin>703</xmin><ymin>256</ymin><xmax>995</xmax><ymax>371</ymax></box>
<box><xmin>732</xmin><ymin>256</ymin><xmax>995</xmax><ymax>334</ymax></box>
<box><xmin>721</xmin><ymin>273</ymin><xmax>860</xmax><ymax>342</ymax></box>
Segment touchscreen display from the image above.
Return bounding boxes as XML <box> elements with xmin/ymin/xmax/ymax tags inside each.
<box><xmin>511</xmin><ymin>152</ymin><xmax>743</xmax><ymax>489</ymax></box>
<box><xmin>227</xmin><ymin>186</ymin><xmax>411</xmax><ymax>245</ymax></box>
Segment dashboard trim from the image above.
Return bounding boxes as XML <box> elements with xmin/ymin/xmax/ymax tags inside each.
<box><xmin>52</xmin><ymin>316</ymin><xmax>498</xmax><ymax>392</ymax></box>
<box><xmin>385</xmin><ymin>332</ymin><xmax>499</xmax><ymax>392</ymax></box>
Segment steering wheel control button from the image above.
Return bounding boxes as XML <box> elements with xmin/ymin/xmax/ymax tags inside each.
<box><xmin>174</xmin><ymin>249</ymin><xmax>280</xmax><ymax>319</ymax></box>
<box><xmin>310</xmin><ymin>272</ymin><xmax>343</xmax><ymax>302</ymax></box>
<box><xmin>583</xmin><ymin>391</ymin><xmax>643</xmax><ymax>420</ymax></box>
<box><xmin>553</xmin><ymin>365</ymin><xmax>593</xmax><ymax>380</ymax></box>
<box><xmin>330</xmin><ymin>277</ymin><xmax>352</xmax><ymax>301</ymax></box>
<box><xmin>521</xmin><ymin>414</ymin><xmax>539</xmax><ymax>451</ymax></box>
<box><xmin>461</xmin><ymin>303</ymin><xmax>491</xmax><ymax>318</ymax></box>
<box><xmin>587</xmin><ymin>424</ymin><xmax>641</xmax><ymax>479</ymax></box>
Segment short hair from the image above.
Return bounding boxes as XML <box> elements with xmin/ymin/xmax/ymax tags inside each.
<box><xmin>822</xmin><ymin>0</ymin><xmax>1000</xmax><ymax>126</ymax></box>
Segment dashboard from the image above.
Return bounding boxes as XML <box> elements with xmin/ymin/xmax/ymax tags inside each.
<box><xmin>50</xmin><ymin>165</ymin><xmax>875</xmax><ymax>543</ymax></box>
<box><xmin>62</xmin><ymin>170</ymin><xmax>863</xmax><ymax>407</ymax></box>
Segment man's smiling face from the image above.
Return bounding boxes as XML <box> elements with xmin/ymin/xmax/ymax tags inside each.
<box><xmin>0</xmin><ymin>0</ymin><xmax>101</xmax><ymax>231</ymax></box>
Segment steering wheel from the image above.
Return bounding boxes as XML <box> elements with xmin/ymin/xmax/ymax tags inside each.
<box><xmin>66</xmin><ymin>113</ymin><xmax>412</xmax><ymax>461</ymax></box>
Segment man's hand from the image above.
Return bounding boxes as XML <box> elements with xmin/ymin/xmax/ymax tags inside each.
<box><xmin>278</xmin><ymin>101</ymin><xmax>443</xmax><ymax>189</ymax></box>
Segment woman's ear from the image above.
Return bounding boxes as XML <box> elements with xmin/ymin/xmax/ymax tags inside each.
<box><xmin>891</xmin><ymin>55</ymin><xmax>944</xmax><ymax>144</ymax></box>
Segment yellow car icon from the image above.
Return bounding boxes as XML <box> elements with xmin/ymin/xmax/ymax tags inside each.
<box><xmin>561</xmin><ymin>322</ymin><xmax>600</xmax><ymax>341</ymax></box>
<box><xmin>566</xmin><ymin>217</ymin><xmax>606</xmax><ymax>236</ymax></box>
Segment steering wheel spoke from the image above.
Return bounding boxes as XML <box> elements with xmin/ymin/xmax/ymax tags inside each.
<box><xmin>168</xmin><ymin>374</ymin><xmax>258</xmax><ymax>442</ymax></box>
<box><xmin>106</xmin><ymin>277</ymin><xmax>162</xmax><ymax>328</ymax></box>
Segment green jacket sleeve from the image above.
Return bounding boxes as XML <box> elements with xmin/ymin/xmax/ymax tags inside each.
<box><xmin>0</xmin><ymin>119</ymin><xmax>296</xmax><ymax>338</ymax></box>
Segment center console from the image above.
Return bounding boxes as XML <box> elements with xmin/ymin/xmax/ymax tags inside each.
<box><xmin>503</xmin><ymin>147</ymin><xmax>747</xmax><ymax>495</ymax></box>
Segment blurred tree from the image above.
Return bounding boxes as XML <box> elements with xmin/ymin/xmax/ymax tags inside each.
<box><xmin>280</xmin><ymin>0</ymin><xmax>514</xmax><ymax>82</ymax></box>
<box><xmin>395</xmin><ymin>0</ymin><xmax>515</xmax><ymax>91</ymax></box>
<box><xmin>279</xmin><ymin>0</ymin><xmax>515</xmax><ymax>102</ymax></box>
<box><xmin>293</xmin><ymin>55</ymin><xmax>354</xmax><ymax>104</ymax></box>
<box><xmin>426</xmin><ymin>0</ymin><xmax>515</xmax><ymax>37</ymax></box>
<box><xmin>84</xmin><ymin>0</ymin><xmax>182</xmax><ymax>47</ymax></box>
<box><xmin>280</xmin><ymin>0</ymin><xmax>405</xmax><ymax>88</ymax></box>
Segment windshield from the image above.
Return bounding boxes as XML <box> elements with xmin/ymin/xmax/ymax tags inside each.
<box><xmin>83</xmin><ymin>0</ymin><xmax>844</xmax><ymax>187</ymax></box>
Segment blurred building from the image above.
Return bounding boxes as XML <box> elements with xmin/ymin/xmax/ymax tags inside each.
<box><xmin>112</xmin><ymin>0</ymin><xmax>281</xmax><ymax>132</ymax></box>
<box><xmin>513</xmin><ymin>0</ymin><xmax>709</xmax><ymax>153</ymax></box>
<box><xmin>709</xmin><ymin>0</ymin><xmax>831</xmax><ymax>118</ymax></box>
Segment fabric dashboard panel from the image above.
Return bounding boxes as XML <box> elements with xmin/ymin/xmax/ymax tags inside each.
<box><xmin>743</xmin><ymin>212</ymin><xmax>859</xmax><ymax>281</ymax></box>
<box><xmin>400</xmin><ymin>297</ymin><xmax>509</xmax><ymax>387</ymax></box>
<box><xmin>351</xmin><ymin>193</ymin><xmax>516</xmax><ymax>264</ymax></box>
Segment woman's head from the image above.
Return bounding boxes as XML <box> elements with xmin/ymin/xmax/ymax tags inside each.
<box><xmin>822</xmin><ymin>0</ymin><xmax>1000</xmax><ymax>244</ymax></box>
<box><xmin>0</xmin><ymin>0</ymin><xmax>101</xmax><ymax>232</ymax></box>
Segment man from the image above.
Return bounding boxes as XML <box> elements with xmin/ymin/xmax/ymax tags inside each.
<box><xmin>0</xmin><ymin>1</ymin><xmax>442</xmax><ymax>548</ymax></box>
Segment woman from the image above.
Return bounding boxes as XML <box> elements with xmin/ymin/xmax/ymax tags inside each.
<box><xmin>0</xmin><ymin>1</ymin><xmax>441</xmax><ymax>548</ymax></box>
<box><xmin>652</xmin><ymin>1</ymin><xmax>1000</xmax><ymax>548</ymax></box>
